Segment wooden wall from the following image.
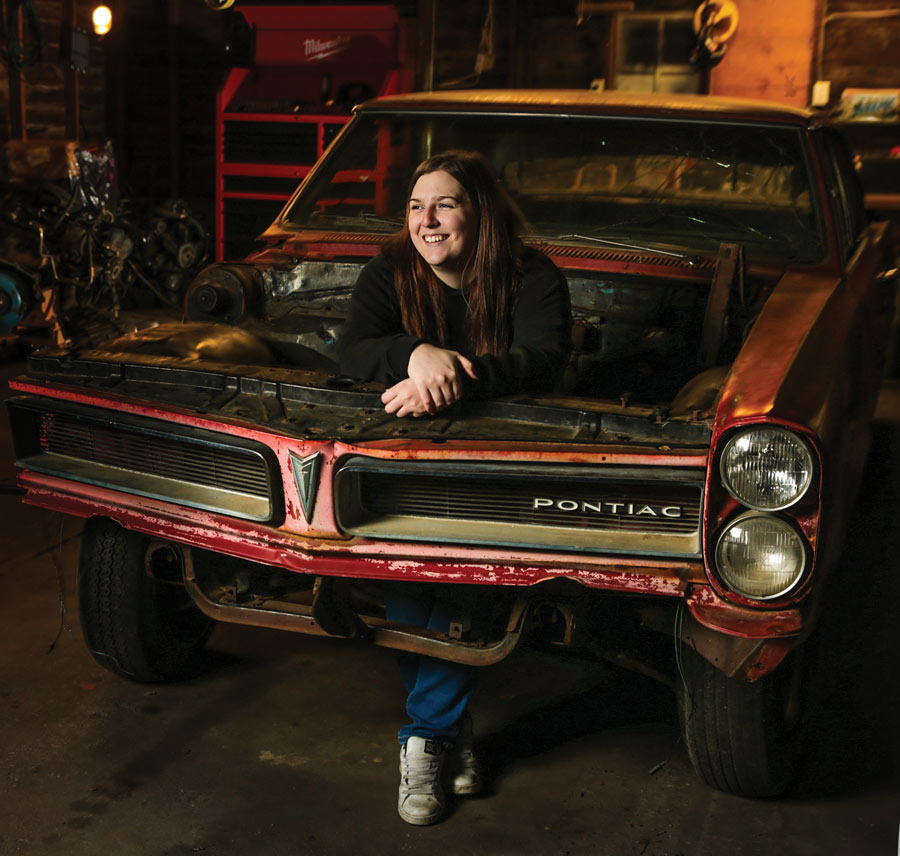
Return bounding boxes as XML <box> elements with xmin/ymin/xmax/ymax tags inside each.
<box><xmin>113</xmin><ymin>1</ymin><xmax>232</xmax><ymax>226</ymax></box>
<box><xmin>4</xmin><ymin>0</ymin><xmax>900</xmax><ymax>144</ymax></box>
<box><xmin>709</xmin><ymin>0</ymin><xmax>819</xmax><ymax>105</ymax></box>
<box><xmin>2</xmin><ymin>0</ymin><xmax>899</xmax><ymax>238</ymax></box>
<box><xmin>708</xmin><ymin>0</ymin><xmax>900</xmax><ymax>106</ymax></box>
<box><xmin>819</xmin><ymin>0</ymin><xmax>900</xmax><ymax>95</ymax></box>
<box><xmin>424</xmin><ymin>0</ymin><xmax>617</xmax><ymax>91</ymax></box>
<box><xmin>0</xmin><ymin>0</ymin><xmax>106</xmax><ymax>141</ymax></box>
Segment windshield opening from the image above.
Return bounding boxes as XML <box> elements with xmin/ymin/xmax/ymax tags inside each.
<box><xmin>283</xmin><ymin>111</ymin><xmax>825</xmax><ymax>263</ymax></box>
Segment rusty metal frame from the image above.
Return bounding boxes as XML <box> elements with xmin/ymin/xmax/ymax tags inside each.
<box><xmin>680</xmin><ymin>605</ymin><xmax>799</xmax><ymax>681</ymax></box>
<box><xmin>181</xmin><ymin>546</ymin><xmax>531</xmax><ymax>666</ymax></box>
<box><xmin>698</xmin><ymin>242</ymin><xmax>742</xmax><ymax>369</ymax></box>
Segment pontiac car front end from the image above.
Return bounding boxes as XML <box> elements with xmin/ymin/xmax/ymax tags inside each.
<box><xmin>9</xmin><ymin>91</ymin><xmax>897</xmax><ymax>798</ymax></box>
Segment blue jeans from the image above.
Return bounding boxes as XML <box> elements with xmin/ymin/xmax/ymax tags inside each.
<box><xmin>385</xmin><ymin>582</ymin><xmax>488</xmax><ymax>745</ymax></box>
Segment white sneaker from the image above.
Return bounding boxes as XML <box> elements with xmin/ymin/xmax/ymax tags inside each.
<box><xmin>450</xmin><ymin>714</ymin><xmax>483</xmax><ymax>796</ymax></box>
<box><xmin>398</xmin><ymin>736</ymin><xmax>446</xmax><ymax>825</ymax></box>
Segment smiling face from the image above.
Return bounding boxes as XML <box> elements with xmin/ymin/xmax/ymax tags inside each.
<box><xmin>407</xmin><ymin>170</ymin><xmax>476</xmax><ymax>289</ymax></box>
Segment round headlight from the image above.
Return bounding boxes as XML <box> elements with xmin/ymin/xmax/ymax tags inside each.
<box><xmin>720</xmin><ymin>427</ymin><xmax>813</xmax><ymax>511</ymax></box>
<box><xmin>715</xmin><ymin>513</ymin><xmax>806</xmax><ymax>600</ymax></box>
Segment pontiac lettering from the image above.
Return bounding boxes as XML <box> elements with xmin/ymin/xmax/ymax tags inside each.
<box><xmin>532</xmin><ymin>497</ymin><xmax>682</xmax><ymax>518</ymax></box>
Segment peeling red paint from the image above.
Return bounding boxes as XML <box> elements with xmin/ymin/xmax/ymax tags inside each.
<box><xmin>20</xmin><ymin>470</ymin><xmax>699</xmax><ymax>599</ymax></box>
<box><xmin>686</xmin><ymin>584</ymin><xmax>804</xmax><ymax>639</ymax></box>
<box><xmin>332</xmin><ymin>439</ymin><xmax>706</xmax><ymax>468</ymax></box>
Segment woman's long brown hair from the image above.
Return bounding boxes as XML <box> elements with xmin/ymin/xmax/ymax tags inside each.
<box><xmin>383</xmin><ymin>151</ymin><xmax>528</xmax><ymax>357</ymax></box>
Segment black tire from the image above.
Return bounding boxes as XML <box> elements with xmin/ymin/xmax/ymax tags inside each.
<box><xmin>677</xmin><ymin>644</ymin><xmax>807</xmax><ymax>797</ymax></box>
<box><xmin>78</xmin><ymin>517</ymin><xmax>214</xmax><ymax>682</ymax></box>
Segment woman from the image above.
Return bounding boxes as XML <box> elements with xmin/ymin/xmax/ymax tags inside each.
<box><xmin>339</xmin><ymin>151</ymin><xmax>572</xmax><ymax>825</ymax></box>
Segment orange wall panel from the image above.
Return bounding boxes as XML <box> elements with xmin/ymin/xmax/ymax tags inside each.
<box><xmin>710</xmin><ymin>0</ymin><xmax>818</xmax><ymax>106</ymax></box>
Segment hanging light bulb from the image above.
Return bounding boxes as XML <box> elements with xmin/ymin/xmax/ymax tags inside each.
<box><xmin>92</xmin><ymin>5</ymin><xmax>112</xmax><ymax>36</ymax></box>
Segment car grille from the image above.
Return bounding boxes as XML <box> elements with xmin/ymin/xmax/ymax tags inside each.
<box><xmin>335</xmin><ymin>457</ymin><xmax>704</xmax><ymax>557</ymax></box>
<box><xmin>8</xmin><ymin>399</ymin><xmax>280</xmax><ymax>522</ymax></box>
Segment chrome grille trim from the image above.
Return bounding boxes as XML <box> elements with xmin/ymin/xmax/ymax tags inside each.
<box><xmin>8</xmin><ymin>399</ymin><xmax>281</xmax><ymax>522</ymax></box>
<box><xmin>335</xmin><ymin>457</ymin><xmax>704</xmax><ymax>557</ymax></box>
<box><xmin>40</xmin><ymin>417</ymin><xmax>270</xmax><ymax>495</ymax></box>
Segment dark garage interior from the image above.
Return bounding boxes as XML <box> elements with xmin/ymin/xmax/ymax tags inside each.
<box><xmin>2</xmin><ymin>1</ymin><xmax>900</xmax><ymax>853</ymax></box>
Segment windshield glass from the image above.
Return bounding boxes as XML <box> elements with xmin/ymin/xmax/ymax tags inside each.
<box><xmin>283</xmin><ymin>111</ymin><xmax>824</xmax><ymax>263</ymax></box>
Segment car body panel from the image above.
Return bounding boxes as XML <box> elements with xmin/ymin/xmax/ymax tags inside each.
<box><xmin>8</xmin><ymin>90</ymin><xmax>898</xmax><ymax>688</ymax></box>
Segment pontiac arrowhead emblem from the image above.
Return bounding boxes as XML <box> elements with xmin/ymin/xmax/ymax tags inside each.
<box><xmin>289</xmin><ymin>451</ymin><xmax>322</xmax><ymax>523</ymax></box>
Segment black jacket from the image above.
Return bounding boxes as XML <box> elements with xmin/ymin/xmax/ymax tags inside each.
<box><xmin>338</xmin><ymin>247</ymin><xmax>572</xmax><ymax>400</ymax></box>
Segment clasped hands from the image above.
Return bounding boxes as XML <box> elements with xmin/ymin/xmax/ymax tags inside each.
<box><xmin>381</xmin><ymin>343</ymin><xmax>477</xmax><ymax>417</ymax></box>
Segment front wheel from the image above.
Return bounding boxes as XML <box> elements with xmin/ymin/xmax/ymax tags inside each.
<box><xmin>677</xmin><ymin>644</ymin><xmax>808</xmax><ymax>797</ymax></box>
<box><xmin>78</xmin><ymin>517</ymin><xmax>214</xmax><ymax>682</ymax></box>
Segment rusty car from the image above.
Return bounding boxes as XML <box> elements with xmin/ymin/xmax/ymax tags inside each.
<box><xmin>8</xmin><ymin>90</ymin><xmax>898</xmax><ymax>798</ymax></box>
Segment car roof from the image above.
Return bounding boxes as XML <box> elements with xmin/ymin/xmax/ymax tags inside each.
<box><xmin>359</xmin><ymin>89</ymin><xmax>815</xmax><ymax>125</ymax></box>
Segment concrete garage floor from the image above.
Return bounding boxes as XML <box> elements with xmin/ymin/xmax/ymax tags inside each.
<box><xmin>2</xmin><ymin>359</ymin><xmax>900</xmax><ymax>856</ymax></box>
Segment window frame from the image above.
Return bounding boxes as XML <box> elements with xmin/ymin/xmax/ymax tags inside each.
<box><xmin>816</xmin><ymin>127</ymin><xmax>869</xmax><ymax>261</ymax></box>
<box><xmin>613</xmin><ymin>11</ymin><xmax>703</xmax><ymax>94</ymax></box>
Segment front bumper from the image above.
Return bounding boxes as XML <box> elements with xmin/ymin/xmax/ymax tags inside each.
<box><xmin>9</xmin><ymin>376</ymin><xmax>806</xmax><ymax>679</ymax></box>
<box><xmin>18</xmin><ymin>467</ymin><xmax>804</xmax><ymax>649</ymax></box>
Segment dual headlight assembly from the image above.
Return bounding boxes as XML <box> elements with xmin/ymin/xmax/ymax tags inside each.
<box><xmin>715</xmin><ymin>427</ymin><xmax>814</xmax><ymax>600</ymax></box>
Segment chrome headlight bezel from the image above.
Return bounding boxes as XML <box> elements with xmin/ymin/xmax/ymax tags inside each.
<box><xmin>714</xmin><ymin>511</ymin><xmax>807</xmax><ymax>601</ymax></box>
<box><xmin>719</xmin><ymin>426</ymin><xmax>814</xmax><ymax>512</ymax></box>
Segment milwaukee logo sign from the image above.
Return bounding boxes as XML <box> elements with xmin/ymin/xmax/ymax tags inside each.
<box><xmin>532</xmin><ymin>498</ymin><xmax>683</xmax><ymax>518</ymax></box>
<box><xmin>304</xmin><ymin>36</ymin><xmax>349</xmax><ymax>62</ymax></box>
